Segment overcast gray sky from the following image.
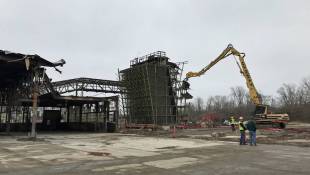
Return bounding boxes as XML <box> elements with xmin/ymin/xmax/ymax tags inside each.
<box><xmin>0</xmin><ymin>0</ymin><xmax>309</xmax><ymax>99</ymax></box>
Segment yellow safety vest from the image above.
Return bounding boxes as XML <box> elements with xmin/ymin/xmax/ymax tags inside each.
<box><xmin>239</xmin><ymin>121</ymin><xmax>245</xmax><ymax>131</ymax></box>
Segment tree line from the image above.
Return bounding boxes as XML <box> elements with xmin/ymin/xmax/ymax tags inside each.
<box><xmin>186</xmin><ymin>76</ymin><xmax>310</xmax><ymax>122</ymax></box>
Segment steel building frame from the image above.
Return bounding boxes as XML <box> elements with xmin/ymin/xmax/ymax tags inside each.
<box><xmin>52</xmin><ymin>78</ymin><xmax>123</xmax><ymax>95</ymax></box>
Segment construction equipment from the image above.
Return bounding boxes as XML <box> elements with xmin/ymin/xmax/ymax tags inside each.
<box><xmin>184</xmin><ymin>44</ymin><xmax>289</xmax><ymax>128</ymax></box>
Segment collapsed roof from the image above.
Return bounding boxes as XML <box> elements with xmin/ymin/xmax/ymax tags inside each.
<box><xmin>0</xmin><ymin>50</ymin><xmax>65</xmax><ymax>89</ymax></box>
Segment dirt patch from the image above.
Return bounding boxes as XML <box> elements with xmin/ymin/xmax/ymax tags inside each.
<box><xmin>88</xmin><ymin>151</ymin><xmax>111</xmax><ymax>156</ymax></box>
<box><xmin>16</xmin><ymin>137</ymin><xmax>47</xmax><ymax>142</ymax></box>
<box><xmin>157</xmin><ymin>146</ymin><xmax>177</xmax><ymax>149</ymax></box>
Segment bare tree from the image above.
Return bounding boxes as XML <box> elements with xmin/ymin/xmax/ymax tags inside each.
<box><xmin>188</xmin><ymin>76</ymin><xmax>310</xmax><ymax>122</ymax></box>
<box><xmin>194</xmin><ymin>97</ymin><xmax>204</xmax><ymax>113</ymax></box>
<box><xmin>261</xmin><ymin>94</ymin><xmax>272</xmax><ymax>106</ymax></box>
<box><xmin>270</xmin><ymin>96</ymin><xmax>278</xmax><ymax>108</ymax></box>
<box><xmin>277</xmin><ymin>83</ymin><xmax>298</xmax><ymax>106</ymax></box>
<box><xmin>277</xmin><ymin>83</ymin><xmax>306</xmax><ymax>121</ymax></box>
<box><xmin>205</xmin><ymin>96</ymin><xmax>214</xmax><ymax>112</ymax></box>
<box><xmin>300</xmin><ymin>77</ymin><xmax>310</xmax><ymax>104</ymax></box>
<box><xmin>185</xmin><ymin>102</ymin><xmax>196</xmax><ymax>121</ymax></box>
<box><xmin>230</xmin><ymin>86</ymin><xmax>246</xmax><ymax>107</ymax></box>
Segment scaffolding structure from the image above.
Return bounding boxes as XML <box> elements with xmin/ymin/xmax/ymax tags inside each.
<box><xmin>119</xmin><ymin>51</ymin><xmax>191</xmax><ymax>126</ymax></box>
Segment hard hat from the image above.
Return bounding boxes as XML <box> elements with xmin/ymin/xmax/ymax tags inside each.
<box><xmin>239</xmin><ymin>116</ymin><xmax>244</xmax><ymax>120</ymax></box>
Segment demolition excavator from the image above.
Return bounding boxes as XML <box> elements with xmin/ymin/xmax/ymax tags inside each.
<box><xmin>183</xmin><ymin>44</ymin><xmax>289</xmax><ymax>128</ymax></box>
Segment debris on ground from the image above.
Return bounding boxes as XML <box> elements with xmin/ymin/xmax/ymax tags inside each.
<box><xmin>121</xmin><ymin>122</ymin><xmax>310</xmax><ymax>147</ymax></box>
<box><xmin>88</xmin><ymin>152</ymin><xmax>111</xmax><ymax>156</ymax></box>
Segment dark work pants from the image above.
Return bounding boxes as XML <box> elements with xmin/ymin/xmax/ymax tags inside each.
<box><xmin>240</xmin><ymin>130</ymin><xmax>246</xmax><ymax>145</ymax></box>
<box><xmin>249</xmin><ymin>131</ymin><xmax>256</xmax><ymax>145</ymax></box>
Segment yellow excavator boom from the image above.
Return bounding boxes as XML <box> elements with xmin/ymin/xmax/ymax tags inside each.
<box><xmin>185</xmin><ymin>44</ymin><xmax>262</xmax><ymax>105</ymax></box>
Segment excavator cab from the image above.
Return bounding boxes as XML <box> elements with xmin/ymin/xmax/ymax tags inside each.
<box><xmin>254</xmin><ymin>105</ymin><xmax>268</xmax><ymax>115</ymax></box>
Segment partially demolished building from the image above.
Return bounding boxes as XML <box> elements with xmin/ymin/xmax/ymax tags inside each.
<box><xmin>0</xmin><ymin>50</ymin><xmax>120</xmax><ymax>133</ymax></box>
<box><xmin>0</xmin><ymin>49</ymin><xmax>191</xmax><ymax>134</ymax></box>
<box><xmin>119</xmin><ymin>51</ymin><xmax>191</xmax><ymax>126</ymax></box>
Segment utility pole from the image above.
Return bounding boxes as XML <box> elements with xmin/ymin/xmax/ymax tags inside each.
<box><xmin>31</xmin><ymin>69</ymin><xmax>39</xmax><ymax>138</ymax></box>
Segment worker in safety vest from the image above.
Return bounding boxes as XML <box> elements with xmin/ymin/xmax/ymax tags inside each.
<box><xmin>239</xmin><ymin>116</ymin><xmax>247</xmax><ymax>145</ymax></box>
<box><xmin>230</xmin><ymin>116</ymin><xmax>236</xmax><ymax>131</ymax></box>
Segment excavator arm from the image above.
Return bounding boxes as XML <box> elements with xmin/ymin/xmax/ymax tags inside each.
<box><xmin>184</xmin><ymin>44</ymin><xmax>262</xmax><ymax>105</ymax></box>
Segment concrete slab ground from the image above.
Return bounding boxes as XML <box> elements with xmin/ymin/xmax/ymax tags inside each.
<box><xmin>0</xmin><ymin>133</ymin><xmax>310</xmax><ymax>175</ymax></box>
